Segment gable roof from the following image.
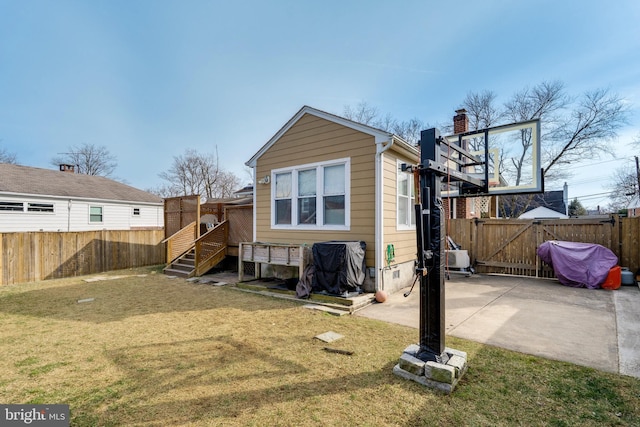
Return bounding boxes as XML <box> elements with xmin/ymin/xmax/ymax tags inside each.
<box><xmin>500</xmin><ymin>190</ymin><xmax>567</xmax><ymax>217</ymax></box>
<box><xmin>0</xmin><ymin>163</ymin><xmax>162</xmax><ymax>204</ymax></box>
<box><xmin>534</xmin><ymin>190</ymin><xmax>567</xmax><ymax>215</ymax></box>
<box><xmin>233</xmin><ymin>185</ymin><xmax>253</xmax><ymax>197</ymax></box>
<box><xmin>246</xmin><ymin>105</ymin><xmax>415</xmax><ymax>167</ymax></box>
<box><xmin>519</xmin><ymin>206</ymin><xmax>569</xmax><ymax>219</ymax></box>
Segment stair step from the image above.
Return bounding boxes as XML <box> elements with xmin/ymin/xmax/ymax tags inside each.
<box><xmin>170</xmin><ymin>263</ymin><xmax>195</xmax><ymax>272</ymax></box>
<box><xmin>163</xmin><ymin>268</ymin><xmax>191</xmax><ymax>278</ymax></box>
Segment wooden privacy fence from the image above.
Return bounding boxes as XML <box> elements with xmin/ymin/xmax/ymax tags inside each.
<box><xmin>164</xmin><ymin>195</ymin><xmax>200</xmax><ymax>239</ymax></box>
<box><xmin>0</xmin><ymin>229</ymin><xmax>165</xmax><ymax>286</ymax></box>
<box><xmin>226</xmin><ymin>205</ymin><xmax>253</xmax><ymax>256</ymax></box>
<box><xmin>448</xmin><ymin>216</ymin><xmax>640</xmax><ymax>278</ymax></box>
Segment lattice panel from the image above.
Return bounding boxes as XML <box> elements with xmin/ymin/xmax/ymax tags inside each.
<box><xmin>163</xmin><ymin>195</ymin><xmax>200</xmax><ymax>238</ymax></box>
<box><xmin>196</xmin><ymin>222</ymin><xmax>227</xmax><ymax>264</ymax></box>
<box><xmin>474</xmin><ymin>196</ymin><xmax>491</xmax><ymax>213</ymax></box>
<box><xmin>227</xmin><ymin>206</ymin><xmax>253</xmax><ymax>245</ymax></box>
<box><xmin>243</xmin><ymin>262</ymin><xmax>255</xmax><ymax>277</ymax></box>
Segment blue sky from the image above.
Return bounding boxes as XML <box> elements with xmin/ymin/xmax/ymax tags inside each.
<box><xmin>1</xmin><ymin>0</ymin><xmax>639</xmax><ymax>209</ymax></box>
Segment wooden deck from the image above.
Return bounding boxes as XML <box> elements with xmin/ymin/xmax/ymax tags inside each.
<box><xmin>238</xmin><ymin>242</ymin><xmax>310</xmax><ymax>282</ymax></box>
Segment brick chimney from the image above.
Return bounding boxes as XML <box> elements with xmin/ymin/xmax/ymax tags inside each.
<box><xmin>453</xmin><ymin>109</ymin><xmax>468</xmax><ymax>134</ymax></box>
<box><xmin>59</xmin><ymin>164</ymin><xmax>75</xmax><ymax>173</ymax></box>
<box><xmin>452</xmin><ymin>109</ymin><xmax>472</xmax><ymax>219</ymax></box>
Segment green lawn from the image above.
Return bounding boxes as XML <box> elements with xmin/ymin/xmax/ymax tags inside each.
<box><xmin>0</xmin><ymin>266</ymin><xmax>638</xmax><ymax>426</ymax></box>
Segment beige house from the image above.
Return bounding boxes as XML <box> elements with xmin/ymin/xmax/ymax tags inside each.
<box><xmin>246</xmin><ymin>106</ymin><xmax>420</xmax><ymax>294</ymax></box>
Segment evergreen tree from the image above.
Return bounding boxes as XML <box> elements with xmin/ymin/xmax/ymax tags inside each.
<box><xmin>568</xmin><ymin>198</ymin><xmax>587</xmax><ymax>216</ymax></box>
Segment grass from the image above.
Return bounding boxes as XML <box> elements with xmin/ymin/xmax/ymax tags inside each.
<box><xmin>0</xmin><ymin>266</ymin><xmax>638</xmax><ymax>426</ymax></box>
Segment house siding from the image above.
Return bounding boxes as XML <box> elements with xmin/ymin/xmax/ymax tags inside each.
<box><xmin>255</xmin><ymin>113</ymin><xmax>377</xmax><ymax>268</ymax></box>
<box><xmin>0</xmin><ymin>194</ymin><xmax>163</xmax><ymax>232</ymax></box>
<box><xmin>380</xmin><ymin>150</ymin><xmax>419</xmax><ymax>293</ymax></box>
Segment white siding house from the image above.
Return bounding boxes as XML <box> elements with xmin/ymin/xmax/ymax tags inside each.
<box><xmin>0</xmin><ymin>164</ymin><xmax>163</xmax><ymax>232</ymax></box>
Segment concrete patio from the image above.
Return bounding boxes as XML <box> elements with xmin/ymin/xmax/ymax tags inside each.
<box><xmin>356</xmin><ymin>274</ymin><xmax>640</xmax><ymax>378</ymax></box>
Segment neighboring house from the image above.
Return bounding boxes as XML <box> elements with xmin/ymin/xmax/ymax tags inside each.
<box><xmin>232</xmin><ymin>185</ymin><xmax>253</xmax><ymax>198</ymax></box>
<box><xmin>518</xmin><ymin>206</ymin><xmax>569</xmax><ymax>219</ymax></box>
<box><xmin>0</xmin><ymin>163</ymin><xmax>163</xmax><ymax>232</ymax></box>
<box><xmin>246</xmin><ymin>105</ymin><xmax>420</xmax><ymax>294</ymax></box>
<box><xmin>501</xmin><ymin>185</ymin><xmax>568</xmax><ymax>219</ymax></box>
<box><xmin>628</xmin><ymin>196</ymin><xmax>640</xmax><ymax>218</ymax></box>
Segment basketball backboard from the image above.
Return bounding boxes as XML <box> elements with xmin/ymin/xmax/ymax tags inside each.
<box><xmin>440</xmin><ymin>119</ymin><xmax>542</xmax><ymax>197</ymax></box>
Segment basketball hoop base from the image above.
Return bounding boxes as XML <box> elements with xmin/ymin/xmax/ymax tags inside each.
<box><xmin>394</xmin><ymin>344</ymin><xmax>468</xmax><ymax>394</ymax></box>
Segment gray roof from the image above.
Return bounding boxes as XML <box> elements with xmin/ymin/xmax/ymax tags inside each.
<box><xmin>0</xmin><ymin>163</ymin><xmax>162</xmax><ymax>204</ymax></box>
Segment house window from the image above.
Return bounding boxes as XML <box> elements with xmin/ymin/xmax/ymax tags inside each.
<box><xmin>274</xmin><ymin>172</ymin><xmax>292</xmax><ymax>225</ymax></box>
<box><xmin>133</xmin><ymin>208</ymin><xmax>141</xmax><ymax>216</ymax></box>
<box><xmin>298</xmin><ymin>169</ymin><xmax>316</xmax><ymax>224</ymax></box>
<box><xmin>27</xmin><ymin>203</ymin><xmax>54</xmax><ymax>213</ymax></box>
<box><xmin>89</xmin><ymin>206</ymin><xmax>103</xmax><ymax>223</ymax></box>
<box><xmin>0</xmin><ymin>201</ymin><xmax>24</xmax><ymax>211</ymax></box>
<box><xmin>448</xmin><ymin>198</ymin><xmax>457</xmax><ymax>219</ymax></box>
<box><xmin>271</xmin><ymin>158</ymin><xmax>349</xmax><ymax>230</ymax></box>
<box><xmin>397</xmin><ymin>161</ymin><xmax>415</xmax><ymax>229</ymax></box>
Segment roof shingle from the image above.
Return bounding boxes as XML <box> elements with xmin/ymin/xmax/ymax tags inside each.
<box><xmin>0</xmin><ymin>164</ymin><xmax>162</xmax><ymax>204</ymax></box>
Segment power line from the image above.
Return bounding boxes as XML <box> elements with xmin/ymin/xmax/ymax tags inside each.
<box><xmin>572</xmin><ymin>191</ymin><xmax>615</xmax><ymax>198</ymax></box>
<box><xmin>556</xmin><ymin>156</ymin><xmax>635</xmax><ymax>172</ymax></box>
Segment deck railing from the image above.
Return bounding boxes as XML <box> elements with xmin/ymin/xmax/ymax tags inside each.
<box><xmin>195</xmin><ymin>221</ymin><xmax>228</xmax><ymax>276</ymax></box>
<box><xmin>164</xmin><ymin>221</ymin><xmax>197</xmax><ymax>264</ymax></box>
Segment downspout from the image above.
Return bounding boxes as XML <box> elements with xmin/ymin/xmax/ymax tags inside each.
<box><xmin>67</xmin><ymin>199</ymin><xmax>72</xmax><ymax>232</ymax></box>
<box><xmin>252</xmin><ymin>167</ymin><xmax>257</xmax><ymax>242</ymax></box>
<box><xmin>563</xmin><ymin>182</ymin><xmax>568</xmax><ymax>216</ymax></box>
<box><xmin>375</xmin><ymin>136</ymin><xmax>394</xmax><ymax>291</ymax></box>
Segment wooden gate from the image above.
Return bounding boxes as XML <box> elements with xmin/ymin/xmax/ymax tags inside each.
<box><xmin>450</xmin><ymin>217</ymin><xmax>622</xmax><ymax>277</ymax></box>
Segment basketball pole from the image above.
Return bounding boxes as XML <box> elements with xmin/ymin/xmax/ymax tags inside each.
<box><xmin>397</xmin><ymin>120</ymin><xmax>542</xmax><ymax>390</ymax></box>
<box><xmin>415</xmin><ymin>128</ymin><xmax>446</xmax><ymax>362</ymax></box>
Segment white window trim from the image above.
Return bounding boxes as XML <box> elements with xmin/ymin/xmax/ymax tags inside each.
<box><xmin>0</xmin><ymin>201</ymin><xmax>25</xmax><ymax>212</ymax></box>
<box><xmin>396</xmin><ymin>160</ymin><xmax>416</xmax><ymax>231</ymax></box>
<box><xmin>270</xmin><ymin>158</ymin><xmax>350</xmax><ymax>231</ymax></box>
<box><xmin>89</xmin><ymin>205</ymin><xmax>104</xmax><ymax>223</ymax></box>
<box><xmin>27</xmin><ymin>202</ymin><xmax>55</xmax><ymax>214</ymax></box>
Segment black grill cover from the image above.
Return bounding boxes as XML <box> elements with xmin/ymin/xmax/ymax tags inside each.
<box><xmin>312</xmin><ymin>241</ymin><xmax>366</xmax><ymax>294</ymax></box>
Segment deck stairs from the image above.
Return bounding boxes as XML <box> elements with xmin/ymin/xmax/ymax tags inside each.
<box><xmin>163</xmin><ymin>220</ymin><xmax>229</xmax><ymax>278</ymax></box>
<box><xmin>164</xmin><ymin>248</ymin><xmax>196</xmax><ymax>278</ymax></box>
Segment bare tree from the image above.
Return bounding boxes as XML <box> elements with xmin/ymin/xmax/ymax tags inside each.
<box><xmin>146</xmin><ymin>182</ymin><xmax>180</xmax><ymax>199</ymax></box>
<box><xmin>0</xmin><ymin>146</ymin><xmax>18</xmax><ymax>164</ymax></box>
<box><xmin>545</xmin><ymin>88</ymin><xmax>628</xmax><ymax>174</ymax></box>
<box><xmin>501</xmin><ymin>81</ymin><xmax>571</xmax><ymax>185</ymax></box>
<box><xmin>343</xmin><ymin>101</ymin><xmax>379</xmax><ymax>126</ymax></box>
<box><xmin>342</xmin><ymin>101</ymin><xmax>425</xmax><ymax>144</ymax></box>
<box><xmin>215</xmin><ymin>171</ymin><xmax>242</xmax><ymax>198</ymax></box>
<box><xmin>462</xmin><ymin>90</ymin><xmax>502</xmax><ymax>131</ymax></box>
<box><xmin>392</xmin><ymin>118</ymin><xmax>425</xmax><ymax>145</ymax></box>
<box><xmin>51</xmin><ymin>143</ymin><xmax>117</xmax><ymax>176</ymax></box>
<box><xmin>462</xmin><ymin>81</ymin><xmax>628</xmax><ymax>217</ymax></box>
<box><xmin>158</xmin><ymin>148</ymin><xmax>241</xmax><ymax>199</ymax></box>
<box><xmin>607</xmin><ymin>161</ymin><xmax>639</xmax><ymax>212</ymax></box>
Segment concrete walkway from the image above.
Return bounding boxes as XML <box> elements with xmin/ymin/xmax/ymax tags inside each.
<box><xmin>355</xmin><ymin>274</ymin><xmax>640</xmax><ymax>378</ymax></box>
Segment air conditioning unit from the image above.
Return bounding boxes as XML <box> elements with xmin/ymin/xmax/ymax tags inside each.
<box><xmin>445</xmin><ymin>250</ymin><xmax>470</xmax><ymax>269</ymax></box>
